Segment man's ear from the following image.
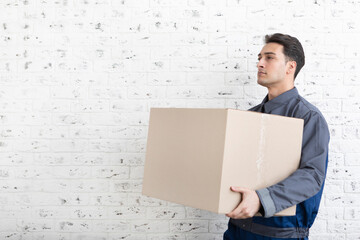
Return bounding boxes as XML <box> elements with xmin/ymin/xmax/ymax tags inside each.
<box><xmin>286</xmin><ymin>61</ymin><xmax>297</xmax><ymax>75</ymax></box>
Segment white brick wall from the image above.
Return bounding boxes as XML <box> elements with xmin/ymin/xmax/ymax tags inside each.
<box><xmin>0</xmin><ymin>0</ymin><xmax>359</xmax><ymax>239</ymax></box>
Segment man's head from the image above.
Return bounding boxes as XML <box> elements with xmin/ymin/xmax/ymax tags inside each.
<box><xmin>257</xmin><ymin>33</ymin><xmax>305</xmax><ymax>87</ymax></box>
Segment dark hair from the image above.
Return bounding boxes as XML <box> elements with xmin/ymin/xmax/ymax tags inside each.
<box><xmin>265</xmin><ymin>33</ymin><xmax>305</xmax><ymax>79</ymax></box>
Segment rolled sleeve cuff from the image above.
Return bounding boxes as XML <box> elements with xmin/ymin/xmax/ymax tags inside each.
<box><xmin>256</xmin><ymin>188</ymin><xmax>276</xmax><ymax>218</ymax></box>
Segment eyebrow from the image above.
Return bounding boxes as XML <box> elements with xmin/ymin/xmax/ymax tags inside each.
<box><xmin>258</xmin><ymin>52</ymin><xmax>277</xmax><ymax>57</ymax></box>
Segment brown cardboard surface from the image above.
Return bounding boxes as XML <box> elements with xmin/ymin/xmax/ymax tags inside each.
<box><xmin>142</xmin><ymin>108</ymin><xmax>304</xmax><ymax>216</ymax></box>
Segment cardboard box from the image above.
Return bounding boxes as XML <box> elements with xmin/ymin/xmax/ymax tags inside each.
<box><xmin>142</xmin><ymin>108</ymin><xmax>304</xmax><ymax>215</ymax></box>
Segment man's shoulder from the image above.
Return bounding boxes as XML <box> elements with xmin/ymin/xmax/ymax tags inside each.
<box><xmin>294</xmin><ymin>95</ymin><xmax>327</xmax><ymax>124</ymax></box>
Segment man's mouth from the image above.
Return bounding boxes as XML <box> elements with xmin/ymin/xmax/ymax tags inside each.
<box><xmin>258</xmin><ymin>71</ymin><xmax>266</xmax><ymax>75</ymax></box>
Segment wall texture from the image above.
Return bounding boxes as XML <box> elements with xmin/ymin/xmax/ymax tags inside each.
<box><xmin>0</xmin><ymin>0</ymin><xmax>359</xmax><ymax>239</ymax></box>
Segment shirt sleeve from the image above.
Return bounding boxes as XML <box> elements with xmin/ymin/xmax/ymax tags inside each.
<box><xmin>255</xmin><ymin>110</ymin><xmax>330</xmax><ymax>218</ymax></box>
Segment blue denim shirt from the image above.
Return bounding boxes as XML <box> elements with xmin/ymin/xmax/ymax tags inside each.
<box><xmin>230</xmin><ymin>87</ymin><xmax>330</xmax><ymax>233</ymax></box>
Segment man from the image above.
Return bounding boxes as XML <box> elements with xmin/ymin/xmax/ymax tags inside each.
<box><xmin>223</xmin><ymin>33</ymin><xmax>330</xmax><ymax>239</ymax></box>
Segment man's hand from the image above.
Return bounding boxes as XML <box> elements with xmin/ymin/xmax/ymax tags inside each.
<box><xmin>226</xmin><ymin>186</ymin><xmax>261</xmax><ymax>219</ymax></box>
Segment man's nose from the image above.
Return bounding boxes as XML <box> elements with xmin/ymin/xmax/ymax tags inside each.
<box><xmin>257</xmin><ymin>59</ymin><xmax>264</xmax><ymax>69</ymax></box>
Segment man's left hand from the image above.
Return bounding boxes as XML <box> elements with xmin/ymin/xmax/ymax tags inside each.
<box><xmin>225</xmin><ymin>186</ymin><xmax>261</xmax><ymax>219</ymax></box>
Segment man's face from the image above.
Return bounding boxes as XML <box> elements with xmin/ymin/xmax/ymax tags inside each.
<box><xmin>257</xmin><ymin>42</ymin><xmax>290</xmax><ymax>87</ymax></box>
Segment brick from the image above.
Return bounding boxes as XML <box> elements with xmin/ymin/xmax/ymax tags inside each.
<box><xmin>33</xmin><ymin>100</ymin><xmax>71</xmax><ymax>112</ymax></box>
<box><xmin>203</xmin><ymin>86</ymin><xmax>244</xmax><ymax>99</ymax></box>
<box><xmin>344</xmin><ymin>73</ymin><xmax>360</xmax><ymax>85</ymax></box>
<box><xmin>70</xmin><ymin>100</ymin><xmax>109</xmax><ymax>112</ymax></box>
<box><xmin>93</xmin><ymin>220</ymin><xmax>129</xmax><ymax>232</ymax></box>
<box><xmin>18</xmin><ymin>219</ymin><xmax>55</xmax><ymax>232</ymax></box>
<box><xmin>309</xmin><ymin>219</ymin><xmax>327</xmax><ymax>234</ymax></box>
<box><xmin>56</xmin><ymin>220</ymin><xmax>92</xmax><ymax>232</ymax></box>
<box><xmin>1</xmin><ymin>127</ymin><xmax>30</xmax><ymax>138</ymax></box>
<box><xmin>166</xmin><ymin>86</ymin><xmax>206</xmax><ymax>98</ymax></box>
<box><xmin>52</xmin><ymin>113</ymin><xmax>90</xmax><ymax>126</ymax></box>
<box><xmin>185</xmin><ymin>233</ymin><xmax>223</xmax><ymax>240</ymax></box>
<box><xmin>323</xmin><ymin>180</ymin><xmax>344</xmax><ymax>194</ymax></box>
<box><xmin>31</xmin><ymin>126</ymin><xmax>68</xmax><ymax>139</ymax></box>
<box><xmin>71</xmin><ymin>179</ymin><xmax>109</xmax><ymax>193</ymax></box>
<box><xmin>343</xmin><ymin>100</ymin><xmax>360</xmax><ymax>112</ymax></box>
<box><xmin>0</xmin><ymin>219</ymin><xmax>17</xmax><ymax>231</ymax></box>
<box><xmin>147</xmin><ymin>234</ymin><xmax>185</xmax><ymax>240</ymax></box>
<box><xmin>344</xmin><ymin>207</ymin><xmax>360</xmax><ymax>220</ymax></box>
<box><xmin>308</xmin><ymin>234</ymin><xmax>346</xmax><ymax>240</ymax></box>
<box><xmin>108</xmin><ymin>206</ymin><xmax>147</xmax><ymax>219</ymax></box>
<box><xmin>131</xmin><ymin>220</ymin><xmax>169</xmax><ymax>233</ymax></box>
<box><xmin>209</xmin><ymin>59</ymin><xmax>247</xmax><ymax>72</ymax></box>
<box><xmin>345</xmin><ymin>153</ymin><xmax>360</xmax><ymax>166</ymax></box>
<box><xmin>31</xmin><ymin>232</ymin><xmax>71</xmax><ymax>240</ymax></box>
<box><xmin>87</xmin><ymin>140</ymin><xmax>127</xmax><ymax>152</ymax></box>
<box><xmin>128</xmin><ymin>193</ymin><xmax>168</xmax><ymax>207</ymax></box>
<box><xmin>14</xmin><ymin>140</ymin><xmax>51</xmax><ymax>152</ymax></box>
<box><xmin>129</xmin><ymin>166</ymin><xmax>144</xmax><ymax>179</ymax></box>
<box><xmin>147</xmin><ymin>207</ymin><xmax>186</xmax><ymax>219</ymax></box>
<box><xmin>304</xmin><ymin>72</ymin><xmax>344</xmax><ymax>86</ymax></box>
<box><xmin>110</xmin><ymin>100</ymin><xmax>148</xmax><ymax>112</ymax></box>
<box><xmin>328</xmin><ymin>220</ymin><xmax>360</xmax><ymax>233</ymax></box>
<box><xmin>50</xmin><ymin>140</ymin><xmax>86</xmax><ymax>152</ymax></box>
<box><xmin>111</xmin><ymin>180</ymin><xmax>142</xmax><ymax>193</ymax></box>
<box><xmin>148</xmin><ymin>72</ymin><xmax>187</xmax><ymax>86</ymax></box>
<box><xmin>70</xmin><ymin>206</ymin><xmax>107</xmax><ymax>219</ymax></box>
<box><xmin>147</xmin><ymin>99</ymin><xmax>188</xmax><ymax>108</ymax></box>
<box><xmin>69</xmin><ymin>73</ymin><xmax>109</xmax><ymax>86</ymax></box>
<box><xmin>209</xmin><ymin>220</ymin><xmax>228</xmax><ymax>233</ymax></box>
<box><xmin>90</xmin><ymin>113</ymin><xmax>125</xmax><ymax>125</ymax></box>
<box><xmin>325</xmin><ymin>193</ymin><xmax>360</xmax><ymax>207</ymax></box>
<box><xmin>328</xmin><ymin>153</ymin><xmax>344</xmax><ymax>168</ymax></box>
<box><xmin>188</xmin><ymin>46</ymin><xmax>227</xmax><ymax>59</ymax></box>
<box><xmin>89</xmin><ymin>193</ymin><xmax>127</xmax><ymax>206</ymax></box>
<box><xmin>186</xmin><ymin>207</ymin><xmax>225</xmax><ymax>220</ymax></box>
<box><xmin>108</xmin><ymin>233</ymin><xmax>145</xmax><ymax>240</ymax></box>
<box><xmin>32</xmin><ymin>206</ymin><xmax>70</xmax><ymax>219</ymax></box>
<box><xmin>324</xmin><ymin>86</ymin><xmax>360</xmax><ymax>99</ymax></box>
<box><xmin>92</xmin><ymin>166</ymin><xmax>129</xmax><ymax>179</ymax></box>
<box><xmin>68</xmin><ymin>126</ymin><xmax>108</xmax><ymax>139</ymax></box>
<box><xmin>345</xmin><ymin>181</ymin><xmax>360</xmax><ymax>193</ymax></box>
<box><xmin>243</xmin><ymin>85</ymin><xmax>268</xmax><ymax>99</ymax></box>
<box><xmin>328</xmin><ymin>125</ymin><xmax>342</xmax><ymax>140</ymax></box>
<box><xmin>0</xmin><ymin>100</ymin><xmax>33</xmax><ymax>113</ymax></box>
<box><xmin>171</xmin><ymin>33</ymin><xmax>208</xmax><ymax>46</ymax></box>
<box><xmin>94</xmin><ymin>59</ymin><xmax>145</xmax><ymax>72</ymax></box>
<box><xmin>171</xmin><ymin>59</ymin><xmax>209</xmax><ymax>72</ymax></box>
<box><xmin>127</xmin><ymin>86</ymin><xmax>166</xmax><ymax>99</ymax></box>
<box><xmin>107</xmin><ymin>153</ymin><xmax>144</xmax><ymax>166</ymax></box>
<box><xmin>225</xmin><ymin>72</ymin><xmax>256</xmax><ymax>86</ymax></box>
<box><xmin>346</xmin><ymin>233</ymin><xmax>360</xmax><ymax>239</ymax></box>
<box><xmin>185</xmin><ymin>99</ymin><xmax>225</xmax><ymax>108</ymax></box>
<box><xmin>170</xmin><ymin>220</ymin><xmax>208</xmax><ymax>233</ymax></box>
<box><xmin>317</xmin><ymin>207</ymin><xmax>343</xmax><ymax>220</ymax></box>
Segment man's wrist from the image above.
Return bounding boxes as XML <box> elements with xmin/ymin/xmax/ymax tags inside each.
<box><xmin>256</xmin><ymin>188</ymin><xmax>276</xmax><ymax>218</ymax></box>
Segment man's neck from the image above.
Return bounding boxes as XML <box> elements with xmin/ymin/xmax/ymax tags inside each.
<box><xmin>267</xmin><ymin>83</ymin><xmax>295</xmax><ymax>101</ymax></box>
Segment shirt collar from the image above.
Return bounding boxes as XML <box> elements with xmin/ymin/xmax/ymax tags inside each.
<box><xmin>260</xmin><ymin>87</ymin><xmax>299</xmax><ymax>113</ymax></box>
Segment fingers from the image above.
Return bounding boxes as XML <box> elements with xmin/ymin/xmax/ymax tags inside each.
<box><xmin>226</xmin><ymin>205</ymin><xmax>255</xmax><ymax>219</ymax></box>
<box><xmin>226</xmin><ymin>203</ymin><xmax>253</xmax><ymax>219</ymax></box>
<box><xmin>230</xmin><ymin>186</ymin><xmax>248</xmax><ymax>193</ymax></box>
<box><xmin>226</xmin><ymin>186</ymin><xmax>247</xmax><ymax>218</ymax></box>
<box><xmin>226</xmin><ymin>187</ymin><xmax>261</xmax><ymax>219</ymax></box>
<box><xmin>225</xmin><ymin>204</ymin><xmax>243</xmax><ymax>218</ymax></box>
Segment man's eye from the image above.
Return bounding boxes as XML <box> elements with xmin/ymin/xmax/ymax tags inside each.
<box><xmin>267</xmin><ymin>56</ymin><xmax>273</xmax><ymax>60</ymax></box>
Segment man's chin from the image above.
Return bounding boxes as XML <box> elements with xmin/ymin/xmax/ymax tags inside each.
<box><xmin>257</xmin><ymin>79</ymin><xmax>268</xmax><ymax>87</ymax></box>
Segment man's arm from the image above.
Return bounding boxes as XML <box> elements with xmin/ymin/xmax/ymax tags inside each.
<box><xmin>227</xmin><ymin>110</ymin><xmax>329</xmax><ymax>219</ymax></box>
<box><xmin>257</xmin><ymin>110</ymin><xmax>330</xmax><ymax>217</ymax></box>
